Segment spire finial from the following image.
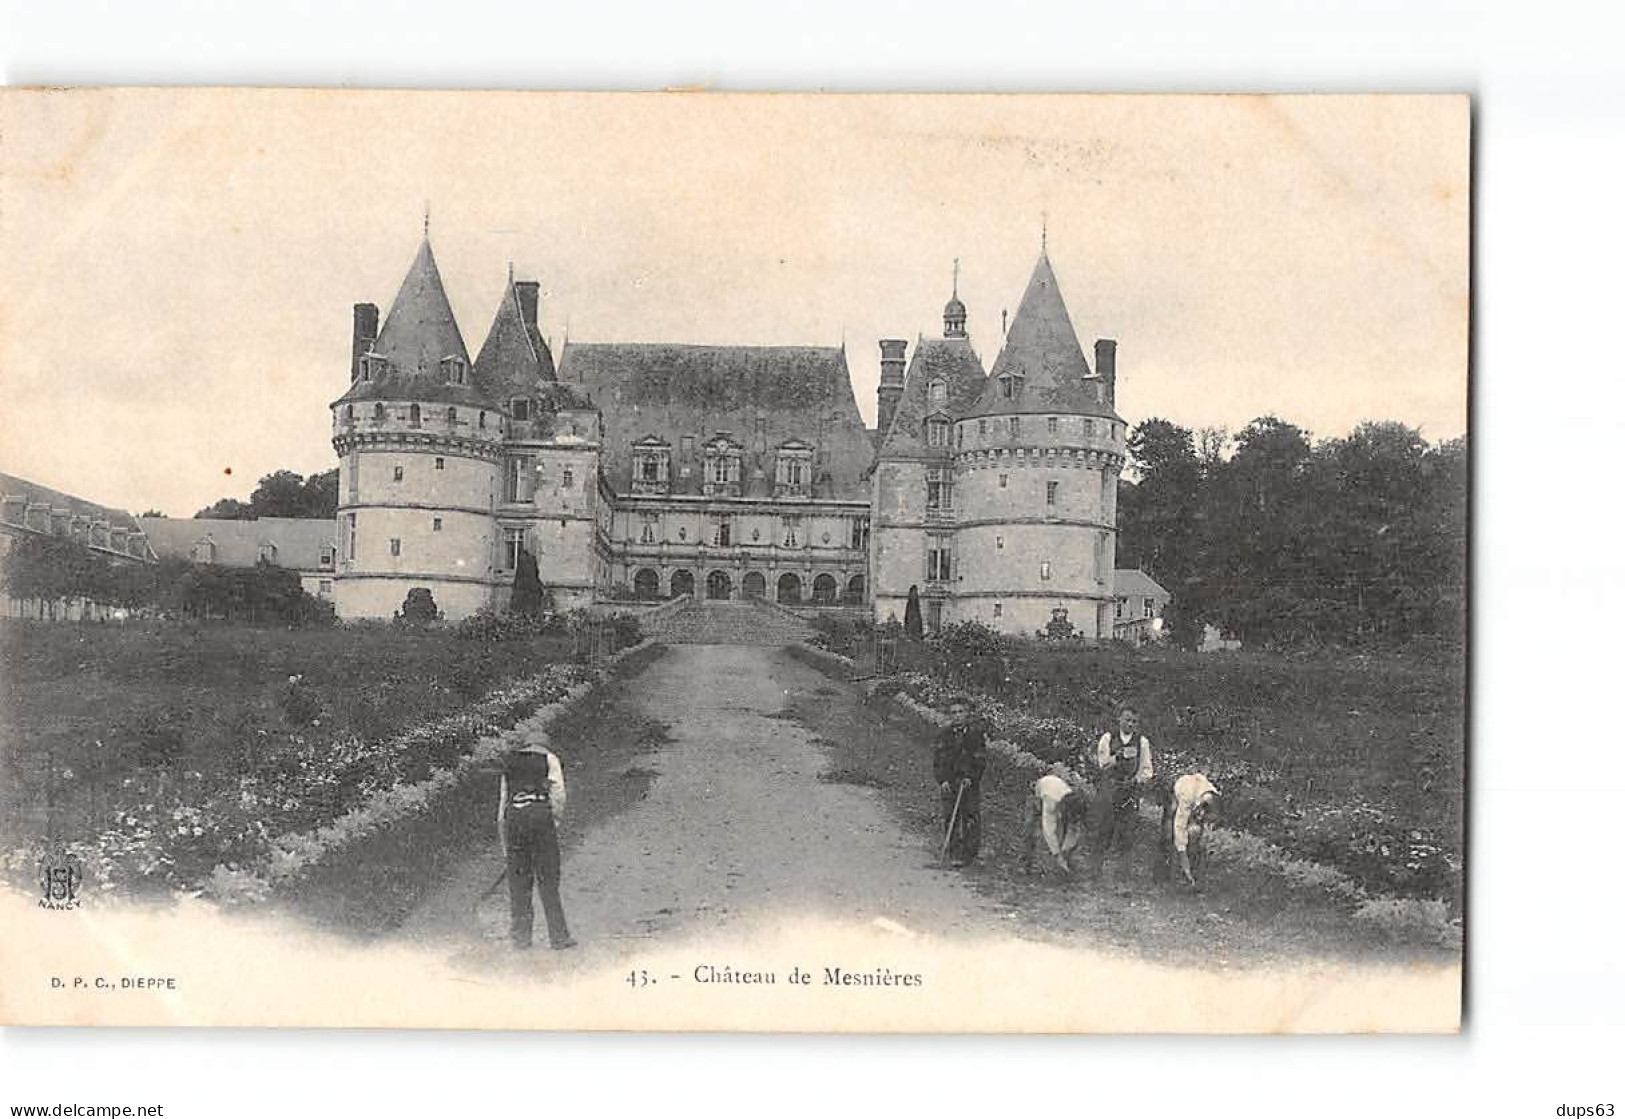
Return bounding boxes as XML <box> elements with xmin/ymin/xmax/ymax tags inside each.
<box><xmin>1041</xmin><ymin>211</ymin><xmax>1047</xmax><ymax>252</ymax></box>
<box><xmin>508</xmin><ymin>260</ymin><xmax>515</xmax><ymax>284</ymax></box>
<box><xmin>423</xmin><ymin>202</ymin><xmax>431</xmax><ymax>239</ymax></box>
<box><xmin>952</xmin><ymin>257</ymin><xmax>960</xmax><ymax>299</ymax></box>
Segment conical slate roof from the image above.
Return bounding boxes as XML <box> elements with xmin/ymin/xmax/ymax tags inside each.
<box><xmin>968</xmin><ymin>251</ymin><xmax>1118</xmax><ymax>420</ymax></box>
<box><xmin>877</xmin><ymin>336</ymin><xmax>987</xmax><ymax>459</ymax></box>
<box><xmin>338</xmin><ymin>239</ymin><xmax>495</xmax><ymax>407</ymax></box>
<box><xmin>473</xmin><ymin>276</ymin><xmax>557</xmax><ymax>406</ymax></box>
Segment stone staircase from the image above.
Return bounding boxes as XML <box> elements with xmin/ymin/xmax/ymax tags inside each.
<box><xmin>641</xmin><ymin>596</ymin><xmax>815</xmax><ymax>646</ymax></box>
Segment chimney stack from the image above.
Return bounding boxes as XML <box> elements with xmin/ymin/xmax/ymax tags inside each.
<box><xmin>515</xmin><ymin>281</ymin><xmax>541</xmax><ymax>330</ymax></box>
<box><xmin>877</xmin><ymin>339</ymin><xmax>908</xmax><ymax>439</ymax></box>
<box><xmin>1094</xmin><ymin>338</ymin><xmax>1117</xmax><ymax>408</ymax></box>
<box><xmin>352</xmin><ymin>303</ymin><xmax>379</xmax><ymax>380</ymax></box>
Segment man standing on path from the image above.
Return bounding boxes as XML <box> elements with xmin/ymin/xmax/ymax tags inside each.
<box><xmin>935</xmin><ymin>696</ymin><xmax>988</xmax><ymax>867</ymax></box>
<box><xmin>498</xmin><ymin>739</ymin><xmax>577</xmax><ymax>951</ymax></box>
<box><xmin>1089</xmin><ymin>704</ymin><xmax>1155</xmax><ymax>881</ymax></box>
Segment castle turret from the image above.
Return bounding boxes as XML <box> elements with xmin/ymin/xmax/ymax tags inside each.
<box><xmin>952</xmin><ymin>249</ymin><xmax>1126</xmax><ymax>638</ymax></box>
<box><xmin>331</xmin><ymin>235</ymin><xmax>505</xmax><ymax>621</ymax></box>
<box><xmin>869</xmin><ymin>272</ymin><xmax>987</xmax><ymax>632</ymax></box>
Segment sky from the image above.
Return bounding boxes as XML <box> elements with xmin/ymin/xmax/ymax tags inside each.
<box><xmin>0</xmin><ymin>90</ymin><xmax>1468</xmax><ymax>516</ymax></box>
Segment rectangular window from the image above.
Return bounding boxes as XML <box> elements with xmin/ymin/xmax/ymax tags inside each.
<box><xmin>1010</xmin><ymin>417</ymin><xmax>1022</xmax><ymax>440</ymax></box>
<box><xmin>1046</xmin><ymin>480</ymin><xmax>1059</xmax><ymax>506</ymax></box>
<box><xmin>927</xmin><ymin>420</ymin><xmax>949</xmax><ymax>447</ymax></box>
<box><xmin>999</xmin><ymin>473</ymin><xmax>1008</xmax><ymax>489</ymax></box>
<box><xmin>1145</xmin><ymin>599</ymin><xmax>1156</xmax><ymax>619</ymax></box>
<box><xmin>320</xmin><ymin>546</ymin><xmax>335</xmax><ymax>568</ymax></box>
<box><xmin>502</xmin><ymin>528</ymin><xmax>524</xmax><ymax>571</ymax></box>
<box><xmin>926</xmin><ymin>467</ymin><xmax>954</xmax><ymax>511</ymax></box>
<box><xmin>318</xmin><ymin>580</ymin><xmax>333</xmax><ymax>595</ymax></box>
<box><xmin>712</xmin><ymin>517</ymin><xmax>731</xmax><ymax>547</ymax></box>
<box><xmin>640</xmin><ymin>513</ymin><xmax>658</xmax><ymax>544</ymax></box>
<box><xmin>996</xmin><ymin>535</ymin><xmax>1004</xmax><ymax>551</ymax></box>
<box><xmin>993</xmin><ymin>602</ymin><xmax>1003</xmax><ymax>618</ymax></box>
<box><xmin>850</xmin><ymin>517</ymin><xmax>869</xmax><ymax>549</ymax></box>
<box><xmin>681</xmin><ymin>435</ymin><xmax>696</xmax><ymax>458</ymax></box>
<box><xmin>1116</xmin><ymin>599</ymin><xmax>1125</xmax><ymax>619</ymax></box>
<box><xmin>1040</xmin><ymin>561</ymin><xmax>1052</xmax><ymax>581</ymax></box>
<box><xmin>781</xmin><ymin>516</ymin><xmax>800</xmax><ymax>547</ymax></box>
<box><xmin>927</xmin><ymin>536</ymin><xmax>952</xmax><ymax>581</ymax></box>
<box><xmin>562</xmin><ymin>468</ymin><xmax>574</xmax><ymax>489</ymax></box>
<box><xmin>345</xmin><ymin>514</ymin><xmax>356</xmax><ymax>561</ymax></box>
<box><xmin>393</xmin><ymin>465</ymin><xmax>404</xmax><ymax>482</ymax></box>
<box><xmin>435</xmin><ymin>457</ymin><xmax>445</xmax><ymax>471</ymax></box>
<box><xmin>956</xmin><ymin>425</ymin><xmax>964</xmax><ymax>448</ymax></box>
<box><xmin>432</xmin><ymin>517</ymin><xmax>443</xmax><ymax>532</ymax></box>
<box><xmin>1047</xmin><ymin>416</ymin><xmax>1058</xmax><ymax>435</ymax></box>
<box><xmin>978</xmin><ymin>419</ymin><xmax>987</xmax><ymax>437</ymax></box>
<box><xmin>511</xmin><ymin>398</ymin><xmax>531</xmax><ymax>421</ymax></box>
<box><xmin>389</xmin><ymin>538</ymin><xmax>401</xmax><ymax>557</ymax></box>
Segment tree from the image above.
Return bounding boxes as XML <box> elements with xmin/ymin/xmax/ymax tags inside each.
<box><xmin>904</xmin><ymin>584</ymin><xmax>924</xmax><ymax>641</ymax></box>
<box><xmin>138</xmin><ymin>510</ymin><xmax>168</xmax><ymax>518</ymax></box>
<box><xmin>509</xmin><ymin>548</ymin><xmax>545</xmax><ymax>617</ymax></box>
<box><xmin>193</xmin><ymin>467</ymin><xmax>340</xmax><ymax>520</ymax></box>
<box><xmin>399</xmin><ymin>587</ymin><xmax>440</xmax><ymax>624</ymax></box>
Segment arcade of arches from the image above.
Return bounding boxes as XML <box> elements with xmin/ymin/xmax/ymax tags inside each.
<box><xmin>629</xmin><ymin>567</ymin><xmax>867</xmax><ymax>606</ymax></box>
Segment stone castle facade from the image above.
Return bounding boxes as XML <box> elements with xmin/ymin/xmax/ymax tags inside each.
<box><xmin>331</xmin><ymin>236</ymin><xmax>1125</xmax><ymax>636</ymax></box>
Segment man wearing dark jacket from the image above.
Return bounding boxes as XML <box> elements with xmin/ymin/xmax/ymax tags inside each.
<box><xmin>934</xmin><ymin>697</ymin><xmax>988</xmax><ymax>867</ymax></box>
<box><xmin>498</xmin><ymin>740</ymin><xmax>576</xmax><ymax>951</ymax></box>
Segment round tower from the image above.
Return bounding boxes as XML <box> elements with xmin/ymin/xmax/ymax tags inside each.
<box><xmin>952</xmin><ymin>250</ymin><xmax>1126</xmax><ymax>639</ymax></box>
<box><xmin>330</xmin><ymin>236</ymin><xmax>505</xmax><ymax>621</ymax></box>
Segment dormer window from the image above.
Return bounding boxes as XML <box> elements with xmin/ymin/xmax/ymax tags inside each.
<box><xmin>926</xmin><ymin>416</ymin><xmax>951</xmax><ymax>448</ymax></box>
<box><xmin>441</xmin><ymin>356</ymin><xmax>466</xmax><ymax>385</ymax></box>
<box><xmin>511</xmin><ymin>398</ymin><xmax>531</xmax><ymax>422</ymax></box>
<box><xmin>631</xmin><ymin>437</ymin><xmax>672</xmax><ymax>495</ymax></box>
<box><xmin>773</xmin><ymin>440</ymin><xmax>814</xmax><ymax>498</ymax></box>
<box><xmin>359</xmin><ymin>353</ymin><xmax>386</xmax><ymax>382</ymax></box>
<box><xmin>1000</xmin><ymin>372</ymin><xmax>1025</xmax><ymax>400</ymax></box>
<box><xmin>703</xmin><ymin>436</ymin><xmax>744</xmax><ymax>497</ymax></box>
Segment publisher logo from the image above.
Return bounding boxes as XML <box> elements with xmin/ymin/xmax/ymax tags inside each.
<box><xmin>39</xmin><ymin>849</ymin><xmax>83</xmax><ymax>911</ymax></box>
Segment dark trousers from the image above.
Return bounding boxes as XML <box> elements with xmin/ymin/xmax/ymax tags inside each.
<box><xmin>939</xmin><ymin>782</ymin><xmax>982</xmax><ymax>865</ymax></box>
<box><xmin>1089</xmin><ymin>772</ymin><xmax>1140</xmax><ymax>873</ymax></box>
<box><xmin>505</xmin><ymin>805</ymin><xmax>571</xmax><ymax>948</ymax></box>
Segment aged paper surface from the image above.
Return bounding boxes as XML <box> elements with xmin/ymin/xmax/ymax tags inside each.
<box><xmin>0</xmin><ymin>89</ymin><xmax>1466</xmax><ymax>1032</ymax></box>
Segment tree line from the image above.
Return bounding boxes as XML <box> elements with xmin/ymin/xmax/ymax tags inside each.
<box><xmin>2</xmin><ymin>534</ymin><xmax>333</xmax><ymax>626</ymax></box>
<box><xmin>189</xmin><ymin>469</ymin><xmax>339</xmax><ymax>521</ymax></box>
<box><xmin>1116</xmin><ymin>416</ymin><xmax>1465</xmax><ymax>652</ymax></box>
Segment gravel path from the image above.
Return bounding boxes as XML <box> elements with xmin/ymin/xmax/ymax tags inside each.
<box><xmin>397</xmin><ymin>645</ymin><xmax>1002</xmax><ymax>971</ymax></box>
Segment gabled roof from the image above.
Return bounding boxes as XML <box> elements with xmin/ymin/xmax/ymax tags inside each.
<box><xmin>876</xmin><ymin>336</ymin><xmax>987</xmax><ymax>458</ymax></box>
<box><xmin>557</xmin><ymin>343</ymin><xmax>875</xmax><ymax>499</ymax></box>
<box><xmin>968</xmin><ymin>251</ymin><xmax>1119</xmax><ymax>420</ymax></box>
<box><xmin>473</xmin><ymin>277</ymin><xmax>557</xmax><ymax>406</ymax></box>
<box><xmin>137</xmin><ymin>516</ymin><xmax>336</xmax><ymax>572</ymax></box>
<box><xmin>1113</xmin><ymin>568</ymin><xmax>1169</xmax><ymax>599</ymax></box>
<box><xmin>338</xmin><ymin>239</ymin><xmax>496</xmax><ymax>408</ymax></box>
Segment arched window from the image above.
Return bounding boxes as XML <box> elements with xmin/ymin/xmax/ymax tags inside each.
<box><xmin>448</xmin><ymin>406</ymin><xmax>459</xmax><ymax>426</ymax></box>
<box><xmin>479</xmin><ymin>411</ymin><xmax>487</xmax><ymax>429</ymax></box>
<box><xmin>373</xmin><ymin>403</ymin><xmax>385</xmax><ymax>422</ymax></box>
<box><xmin>776</xmin><ymin>571</ymin><xmax>802</xmax><ymax>605</ymax></box>
<box><xmin>812</xmin><ymin>573</ymin><xmax>838</xmax><ymax>605</ymax></box>
<box><xmin>633</xmin><ymin>568</ymin><xmax>661</xmax><ymax>600</ymax></box>
<box><xmin>344</xmin><ymin>404</ymin><xmax>355</xmax><ymax>424</ymax></box>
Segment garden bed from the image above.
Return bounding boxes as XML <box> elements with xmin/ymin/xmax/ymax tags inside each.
<box><xmin>0</xmin><ymin>618</ymin><xmax>638</xmax><ymax>901</ymax></box>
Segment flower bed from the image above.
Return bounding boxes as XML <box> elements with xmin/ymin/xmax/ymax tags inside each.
<box><xmin>2</xmin><ymin>660</ymin><xmax>602</xmax><ymax>903</ymax></box>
